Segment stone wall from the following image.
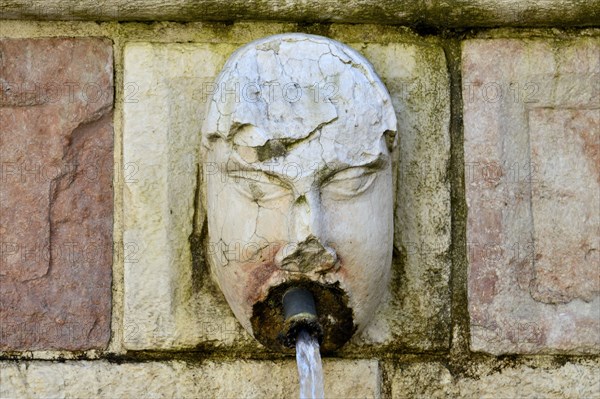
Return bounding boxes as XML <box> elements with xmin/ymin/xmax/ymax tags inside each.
<box><xmin>1</xmin><ymin>16</ymin><xmax>599</xmax><ymax>399</ymax></box>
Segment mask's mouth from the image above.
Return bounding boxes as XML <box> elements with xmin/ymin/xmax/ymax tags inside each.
<box><xmin>250</xmin><ymin>280</ymin><xmax>356</xmax><ymax>353</ymax></box>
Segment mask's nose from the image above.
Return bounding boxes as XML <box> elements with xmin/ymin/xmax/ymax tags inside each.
<box><xmin>274</xmin><ymin>190</ymin><xmax>338</xmax><ymax>273</ymax></box>
<box><xmin>275</xmin><ymin>236</ymin><xmax>337</xmax><ymax>273</ymax></box>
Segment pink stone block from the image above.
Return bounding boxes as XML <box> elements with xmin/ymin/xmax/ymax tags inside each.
<box><xmin>0</xmin><ymin>38</ymin><xmax>113</xmax><ymax>350</ymax></box>
<box><xmin>463</xmin><ymin>38</ymin><xmax>599</xmax><ymax>354</ymax></box>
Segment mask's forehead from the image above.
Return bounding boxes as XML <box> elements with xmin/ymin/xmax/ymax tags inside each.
<box><xmin>203</xmin><ymin>34</ymin><xmax>397</xmax><ymax>168</ymax></box>
<box><xmin>229</xmin><ymin>39</ymin><xmax>341</xmax><ymax>146</ymax></box>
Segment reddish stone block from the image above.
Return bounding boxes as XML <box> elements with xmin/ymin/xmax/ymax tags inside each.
<box><xmin>464</xmin><ymin>38</ymin><xmax>599</xmax><ymax>354</ymax></box>
<box><xmin>528</xmin><ymin>108</ymin><xmax>599</xmax><ymax>305</ymax></box>
<box><xmin>0</xmin><ymin>38</ymin><xmax>113</xmax><ymax>350</ymax></box>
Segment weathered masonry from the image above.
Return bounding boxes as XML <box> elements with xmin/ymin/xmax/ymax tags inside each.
<box><xmin>1</xmin><ymin>1</ymin><xmax>599</xmax><ymax>397</ymax></box>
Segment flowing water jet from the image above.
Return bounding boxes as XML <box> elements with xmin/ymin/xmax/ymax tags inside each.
<box><xmin>296</xmin><ymin>329</ymin><xmax>325</xmax><ymax>399</ymax></box>
<box><xmin>282</xmin><ymin>287</ymin><xmax>325</xmax><ymax>399</ymax></box>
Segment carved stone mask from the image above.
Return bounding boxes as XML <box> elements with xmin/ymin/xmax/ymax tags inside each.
<box><xmin>201</xmin><ymin>33</ymin><xmax>397</xmax><ymax>352</ymax></box>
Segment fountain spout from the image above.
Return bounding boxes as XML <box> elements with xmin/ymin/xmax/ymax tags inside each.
<box><xmin>280</xmin><ymin>287</ymin><xmax>324</xmax><ymax>348</ymax></box>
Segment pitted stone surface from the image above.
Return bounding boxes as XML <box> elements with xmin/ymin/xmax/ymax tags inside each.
<box><xmin>0</xmin><ymin>38</ymin><xmax>113</xmax><ymax>350</ymax></box>
<box><xmin>0</xmin><ymin>359</ymin><xmax>380</xmax><ymax>398</ymax></box>
<box><xmin>357</xmin><ymin>43</ymin><xmax>451</xmax><ymax>351</ymax></box>
<box><xmin>122</xmin><ymin>40</ymin><xmax>451</xmax><ymax>351</ymax></box>
<box><xmin>2</xmin><ymin>359</ymin><xmax>598</xmax><ymax>398</ymax></box>
<box><xmin>463</xmin><ymin>37</ymin><xmax>600</xmax><ymax>354</ymax></box>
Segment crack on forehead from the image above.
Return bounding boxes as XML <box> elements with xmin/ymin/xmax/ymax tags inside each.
<box><xmin>231</xmin><ymin>111</ymin><xmax>338</xmax><ymax>154</ymax></box>
<box><xmin>202</xmin><ymin>34</ymin><xmax>397</xmax><ymax>157</ymax></box>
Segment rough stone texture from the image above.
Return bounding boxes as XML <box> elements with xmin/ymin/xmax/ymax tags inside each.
<box><xmin>529</xmin><ymin>108</ymin><xmax>599</xmax><ymax>304</ymax></box>
<box><xmin>0</xmin><ymin>359</ymin><xmax>379</xmax><ymax>398</ymax></box>
<box><xmin>463</xmin><ymin>37</ymin><xmax>600</xmax><ymax>354</ymax></box>
<box><xmin>1</xmin><ymin>0</ymin><xmax>599</xmax><ymax>27</ymax></box>
<box><xmin>0</xmin><ymin>38</ymin><xmax>113</xmax><ymax>350</ymax></box>
<box><xmin>385</xmin><ymin>360</ymin><xmax>600</xmax><ymax>398</ymax></box>
<box><xmin>122</xmin><ymin>42</ymin><xmax>251</xmax><ymax>350</ymax></box>
<box><xmin>385</xmin><ymin>362</ymin><xmax>455</xmax><ymax>398</ymax></box>
<box><xmin>122</xmin><ymin>39</ymin><xmax>450</xmax><ymax>351</ymax></box>
<box><xmin>3</xmin><ymin>359</ymin><xmax>598</xmax><ymax>398</ymax></box>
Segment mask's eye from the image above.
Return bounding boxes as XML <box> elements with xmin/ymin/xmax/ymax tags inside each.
<box><xmin>228</xmin><ymin>170</ymin><xmax>290</xmax><ymax>202</ymax></box>
<box><xmin>321</xmin><ymin>167</ymin><xmax>377</xmax><ymax>199</ymax></box>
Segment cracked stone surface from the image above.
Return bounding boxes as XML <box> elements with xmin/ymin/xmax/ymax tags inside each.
<box><xmin>0</xmin><ymin>38</ymin><xmax>113</xmax><ymax>350</ymax></box>
<box><xmin>203</xmin><ymin>34</ymin><xmax>397</xmax><ymax>351</ymax></box>
<box><xmin>122</xmin><ymin>38</ymin><xmax>450</xmax><ymax>351</ymax></box>
<box><xmin>463</xmin><ymin>37</ymin><xmax>600</xmax><ymax>354</ymax></box>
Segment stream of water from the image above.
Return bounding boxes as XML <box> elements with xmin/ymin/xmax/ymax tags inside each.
<box><xmin>295</xmin><ymin>329</ymin><xmax>325</xmax><ymax>399</ymax></box>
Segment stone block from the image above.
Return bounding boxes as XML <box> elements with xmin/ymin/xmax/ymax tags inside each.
<box><xmin>0</xmin><ymin>359</ymin><xmax>380</xmax><ymax>398</ymax></box>
<box><xmin>355</xmin><ymin>43</ymin><xmax>451</xmax><ymax>351</ymax></box>
<box><xmin>1</xmin><ymin>0</ymin><xmax>599</xmax><ymax>27</ymax></box>
<box><xmin>463</xmin><ymin>37</ymin><xmax>600</xmax><ymax>354</ymax></box>
<box><xmin>384</xmin><ymin>360</ymin><xmax>600</xmax><ymax>398</ymax></box>
<box><xmin>122</xmin><ymin>42</ymin><xmax>253</xmax><ymax>350</ymax></box>
<box><xmin>455</xmin><ymin>361</ymin><xmax>600</xmax><ymax>399</ymax></box>
<box><xmin>384</xmin><ymin>362</ymin><xmax>455</xmax><ymax>398</ymax></box>
<box><xmin>122</xmin><ymin>39</ymin><xmax>451</xmax><ymax>351</ymax></box>
<box><xmin>0</xmin><ymin>38</ymin><xmax>113</xmax><ymax>350</ymax></box>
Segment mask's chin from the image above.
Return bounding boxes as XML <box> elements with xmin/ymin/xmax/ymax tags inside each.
<box><xmin>250</xmin><ymin>279</ymin><xmax>356</xmax><ymax>354</ymax></box>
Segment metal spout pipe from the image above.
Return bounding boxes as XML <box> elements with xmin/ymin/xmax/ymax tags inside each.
<box><xmin>280</xmin><ymin>287</ymin><xmax>324</xmax><ymax>348</ymax></box>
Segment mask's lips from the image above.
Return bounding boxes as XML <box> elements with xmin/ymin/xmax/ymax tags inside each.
<box><xmin>250</xmin><ymin>279</ymin><xmax>355</xmax><ymax>353</ymax></box>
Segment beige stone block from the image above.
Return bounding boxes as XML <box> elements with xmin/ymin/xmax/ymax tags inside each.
<box><xmin>455</xmin><ymin>360</ymin><xmax>600</xmax><ymax>399</ymax></box>
<box><xmin>122</xmin><ymin>42</ymin><xmax>251</xmax><ymax>350</ymax></box>
<box><xmin>0</xmin><ymin>359</ymin><xmax>379</xmax><ymax>398</ymax></box>
<box><xmin>385</xmin><ymin>360</ymin><xmax>600</xmax><ymax>399</ymax></box>
<box><xmin>385</xmin><ymin>362</ymin><xmax>455</xmax><ymax>398</ymax></box>
<box><xmin>354</xmin><ymin>43</ymin><xmax>451</xmax><ymax>351</ymax></box>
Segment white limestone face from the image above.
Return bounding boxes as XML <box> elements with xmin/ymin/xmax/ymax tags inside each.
<box><xmin>201</xmin><ymin>33</ymin><xmax>397</xmax><ymax>350</ymax></box>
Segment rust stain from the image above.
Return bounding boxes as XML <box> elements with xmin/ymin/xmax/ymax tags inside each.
<box><xmin>244</xmin><ymin>244</ymin><xmax>282</xmax><ymax>305</ymax></box>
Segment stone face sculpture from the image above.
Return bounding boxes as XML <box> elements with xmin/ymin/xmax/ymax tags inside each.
<box><xmin>201</xmin><ymin>33</ymin><xmax>397</xmax><ymax>352</ymax></box>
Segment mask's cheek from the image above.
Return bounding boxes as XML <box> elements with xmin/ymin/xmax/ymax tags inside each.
<box><xmin>241</xmin><ymin>243</ymin><xmax>286</xmax><ymax>304</ymax></box>
<box><xmin>212</xmin><ymin>184</ymin><xmax>260</xmax><ymax>246</ymax></box>
<box><xmin>320</xmin><ymin>168</ymin><xmax>393</xmax><ymax>330</ymax></box>
<box><xmin>211</xmin><ymin>242</ymin><xmax>287</xmax><ymax>333</ymax></box>
<box><xmin>253</xmin><ymin>196</ymin><xmax>293</xmax><ymax>242</ymax></box>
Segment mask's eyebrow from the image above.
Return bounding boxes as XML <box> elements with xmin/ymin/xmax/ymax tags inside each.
<box><xmin>319</xmin><ymin>155</ymin><xmax>388</xmax><ymax>178</ymax></box>
<box><xmin>225</xmin><ymin>151</ymin><xmax>291</xmax><ymax>186</ymax></box>
<box><xmin>226</xmin><ymin>148</ymin><xmax>389</xmax><ymax>180</ymax></box>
